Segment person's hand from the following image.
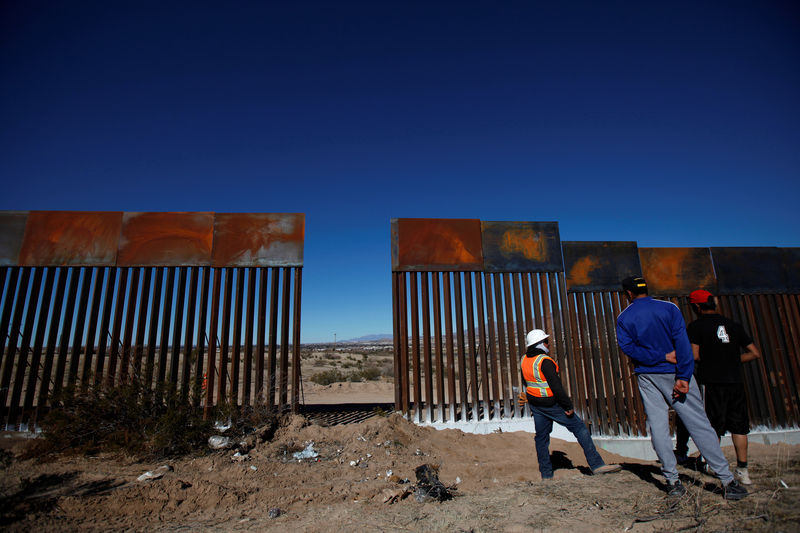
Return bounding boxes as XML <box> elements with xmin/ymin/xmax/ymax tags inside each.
<box><xmin>672</xmin><ymin>379</ymin><xmax>689</xmax><ymax>400</ymax></box>
<box><xmin>665</xmin><ymin>351</ymin><xmax>677</xmax><ymax>364</ymax></box>
<box><xmin>517</xmin><ymin>392</ymin><xmax>527</xmax><ymax>407</ymax></box>
<box><xmin>564</xmin><ymin>409</ymin><xmax>574</xmax><ymax>417</ymax></box>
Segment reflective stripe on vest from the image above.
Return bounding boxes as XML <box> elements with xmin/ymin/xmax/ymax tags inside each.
<box><xmin>521</xmin><ymin>354</ymin><xmax>559</xmax><ymax>398</ymax></box>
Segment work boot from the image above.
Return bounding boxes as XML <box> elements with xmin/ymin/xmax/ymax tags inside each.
<box><xmin>667</xmin><ymin>480</ymin><xmax>686</xmax><ymax>497</ymax></box>
<box><xmin>592</xmin><ymin>464</ymin><xmax>622</xmax><ymax>475</ymax></box>
<box><xmin>723</xmin><ymin>479</ymin><xmax>748</xmax><ymax>500</ymax></box>
<box><xmin>735</xmin><ymin>467</ymin><xmax>753</xmax><ymax>485</ymax></box>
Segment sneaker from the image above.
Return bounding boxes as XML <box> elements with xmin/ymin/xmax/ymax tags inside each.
<box><xmin>667</xmin><ymin>480</ymin><xmax>686</xmax><ymax>497</ymax></box>
<box><xmin>699</xmin><ymin>461</ymin><xmax>715</xmax><ymax>476</ymax></box>
<box><xmin>723</xmin><ymin>479</ymin><xmax>748</xmax><ymax>501</ymax></box>
<box><xmin>674</xmin><ymin>452</ymin><xmax>690</xmax><ymax>465</ymax></box>
<box><xmin>735</xmin><ymin>467</ymin><xmax>753</xmax><ymax>485</ymax></box>
<box><xmin>592</xmin><ymin>464</ymin><xmax>622</xmax><ymax>475</ymax></box>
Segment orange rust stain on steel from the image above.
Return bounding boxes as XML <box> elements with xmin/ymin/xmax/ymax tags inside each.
<box><xmin>118</xmin><ymin>212</ymin><xmax>214</xmax><ymax>266</ymax></box>
<box><xmin>642</xmin><ymin>248</ymin><xmax>690</xmax><ymax>289</ymax></box>
<box><xmin>397</xmin><ymin>219</ymin><xmax>482</xmax><ymax>267</ymax></box>
<box><xmin>213</xmin><ymin>213</ymin><xmax>304</xmax><ymax>266</ymax></box>
<box><xmin>19</xmin><ymin>211</ymin><xmax>122</xmax><ymax>266</ymax></box>
<box><xmin>568</xmin><ymin>256</ymin><xmax>597</xmax><ymax>286</ymax></box>
<box><xmin>640</xmin><ymin>247</ymin><xmax>715</xmax><ymax>292</ymax></box>
<box><xmin>500</xmin><ymin>228</ymin><xmax>545</xmax><ymax>261</ymax></box>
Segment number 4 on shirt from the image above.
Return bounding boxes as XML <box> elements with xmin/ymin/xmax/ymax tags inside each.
<box><xmin>717</xmin><ymin>325</ymin><xmax>730</xmax><ymax>343</ymax></box>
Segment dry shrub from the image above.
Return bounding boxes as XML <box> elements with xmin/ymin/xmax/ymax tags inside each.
<box><xmin>27</xmin><ymin>377</ymin><xmax>213</xmax><ymax>460</ymax></box>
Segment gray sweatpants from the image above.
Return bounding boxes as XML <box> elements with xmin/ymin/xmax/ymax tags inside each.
<box><xmin>637</xmin><ymin>373</ymin><xmax>734</xmax><ymax>484</ymax></box>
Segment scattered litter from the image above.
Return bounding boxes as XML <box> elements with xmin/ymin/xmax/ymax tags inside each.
<box><xmin>350</xmin><ymin>460</ymin><xmax>358</xmax><ymax>467</ymax></box>
<box><xmin>232</xmin><ymin>452</ymin><xmax>249</xmax><ymax>462</ymax></box>
<box><xmin>413</xmin><ymin>464</ymin><xmax>454</xmax><ymax>503</ymax></box>
<box><xmin>455</xmin><ymin>477</ymin><xmax>461</xmax><ymax>484</ymax></box>
<box><xmin>367</xmin><ymin>453</ymin><xmax>372</xmax><ymax>458</ymax></box>
<box><xmin>414</xmin><ymin>448</ymin><xmax>424</xmax><ymax>456</ymax></box>
<box><xmin>137</xmin><ymin>465</ymin><xmax>173</xmax><ymax>482</ymax></box>
<box><xmin>780</xmin><ymin>479</ymin><xmax>789</xmax><ymax>488</ymax></box>
<box><xmin>386</xmin><ymin>469</ymin><xmax>393</xmax><ymax>477</ymax></box>
<box><xmin>214</xmin><ymin>419</ymin><xmax>232</xmax><ymax>432</ymax></box>
<box><xmin>357</xmin><ymin>435</ymin><xmax>367</xmax><ymax>442</ymax></box>
<box><xmin>250</xmin><ymin>466</ymin><xmax>258</xmax><ymax>471</ymax></box>
<box><xmin>292</xmin><ymin>442</ymin><xmax>319</xmax><ymax>460</ymax></box>
<box><xmin>268</xmin><ymin>508</ymin><xmax>282</xmax><ymax>519</ymax></box>
<box><xmin>208</xmin><ymin>436</ymin><xmax>233</xmax><ymax>450</ymax></box>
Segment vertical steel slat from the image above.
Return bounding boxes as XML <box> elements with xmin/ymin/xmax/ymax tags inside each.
<box><xmin>267</xmin><ymin>268</ymin><xmax>279</xmax><ymax>408</ymax></box>
<box><xmin>145</xmin><ymin>268</ymin><xmax>164</xmax><ymax>387</ymax></box>
<box><xmin>157</xmin><ymin>267</ymin><xmax>176</xmax><ymax>389</ymax></box>
<box><xmin>453</xmin><ymin>272</ymin><xmax>468</xmax><ymax>422</ymax></box>
<box><xmin>391</xmin><ymin>272</ymin><xmax>401</xmax><ymax>411</ymax></box>
<box><xmin>217</xmin><ymin>268</ymin><xmax>233</xmax><ymax>407</ymax></box>
<box><xmin>231</xmin><ymin>268</ymin><xmax>244</xmax><ymax>406</ymax></box>
<box><xmin>119</xmin><ymin>268</ymin><xmax>140</xmax><ymax>382</ymax></box>
<box><xmin>483</xmin><ymin>273</ymin><xmax>501</xmax><ymax>419</ymax></box>
<box><xmin>205</xmin><ymin>268</ymin><xmax>222</xmax><ymax>416</ymax></box>
<box><xmin>420</xmin><ymin>272</ymin><xmax>434</xmax><ymax>422</ymax></box>
<box><xmin>741</xmin><ymin>295</ymin><xmax>779</xmax><ymax>426</ymax></box>
<box><xmin>66</xmin><ymin>267</ymin><xmax>92</xmax><ymax>386</ymax></box>
<box><xmin>474</xmin><ymin>273</ymin><xmax>491</xmax><ymax>421</ymax></box>
<box><xmin>82</xmin><ymin>268</ymin><xmax>106</xmax><ymax>384</ymax></box>
<box><xmin>546</xmin><ymin>274</ymin><xmax>568</xmax><ymax>395</ymax></box>
<box><xmin>756</xmin><ymin>294</ymin><xmax>791</xmax><ymax>425</ymax></box>
<box><xmin>53</xmin><ymin>268</ymin><xmax>80</xmax><ymax>394</ymax></box>
<box><xmin>409</xmin><ymin>272</ymin><xmax>421</xmax><ymax>421</ymax></box>
<box><xmin>94</xmin><ymin>268</ymin><xmax>117</xmax><ymax>386</ymax></box>
<box><xmin>566</xmin><ymin>292</ymin><xmax>589</xmax><ymax>422</ymax></box>
<box><xmin>601</xmin><ymin>292</ymin><xmax>627</xmax><ymax>435</ymax></box>
<box><xmin>0</xmin><ymin>268</ymin><xmax>32</xmax><ymax>417</ymax></box>
<box><xmin>556</xmin><ymin>273</ymin><xmax>579</xmax><ymax>415</ymax></box>
<box><xmin>431</xmin><ymin>273</ymin><xmax>445</xmax><ymax>422</ymax></box>
<box><xmin>442</xmin><ymin>273</ymin><xmax>456</xmax><ymax>421</ymax></box>
<box><xmin>38</xmin><ymin>268</ymin><xmax>68</xmax><ymax>407</ymax></box>
<box><xmin>492</xmin><ymin>273</ymin><xmax>511</xmax><ymax>417</ymax></box>
<box><xmin>0</xmin><ymin>267</ymin><xmax>21</xmax><ymax>381</ymax></box>
<box><xmin>521</xmin><ymin>272</ymin><xmax>534</xmax><ymax>333</ymax></box>
<box><xmin>580</xmin><ymin>293</ymin><xmax>608</xmax><ymax>434</ymax></box>
<box><xmin>531</xmin><ymin>273</ymin><xmax>544</xmax><ymax>329</ymax></box>
<box><xmin>464</xmin><ymin>272</ymin><xmax>480</xmax><ymax>421</ymax></box>
<box><xmin>132</xmin><ymin>268</ymin><xmax>153</xmax><ymax>379</ymax></box>
<box><xmin>195</xmin><ymin>267</ymin><xmax>210</xmax><ymax>396</ymax></box>
<box><xmin>781</xmin><ymin>294</ymin><xmax>800</xmax><ymax>397</ymax></box>
<box><xmin>291</xmin><ymin>267</ymin><xmax>302</xmax><ymax>413</ymax></box>
<box><xmin>512</xmin><ymin>273</ymin><xmax>526</xmax><ymax>361</ymax></box>
<box><xmin>502</xmin><ymin>273</ymin><xmax>520</xmax><ymax>417</ymax></box>
<box><xmin>170</xmin><ymin>267</ymin><xmax>187</xmax><ymax>389</ymax></box>
<box><xmin>6</xmin><ymin>267</ymin><xmax>43</xmax><ymax>427</ymax></box>
<box><xmin>182</xmin><ymin>266</ymin><xmax>199</xmax><ymax>397</ymax></box>
<box><xmin>279</xmin><ymin>267</ymin><xmax>291</xmax><ymax>409</ymax></box>
<box><xmin>24</xmin><ymin>268</ymin><xmax>56</xmax><ymax>424</ymax></box>
<box><xmin>733</xmin><ymin>295</ymin><xmax>770</xmax><ymax>425</ymax></box>
<box><xmin>256</xmin><ymin>268</ymin><xmax>268</xmax><ymax>402</ymax></box>
<box><xmin>592</xmin><ymin>292</ymin><xmax>618</xmax><ymax>434</ymax></box>
<box><xmin>243</xmin><ymin>267</ymin><xmax>256</xmax><ymax>406</ymax></box>
<box><xmin>397</xmin><ymin>272</ymin><xmax>410</xmax><ymax>415</ymax></box>
<box><xmin>539</xmin><ymin>274</ymin><xmax>553</xmax><ymax>347</ymax></box>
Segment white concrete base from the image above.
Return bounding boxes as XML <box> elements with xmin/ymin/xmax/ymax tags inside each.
<box><xmin>418</xmin><ymin>417</ymin><xmax>800</xmax><ymax>461</ymax></box>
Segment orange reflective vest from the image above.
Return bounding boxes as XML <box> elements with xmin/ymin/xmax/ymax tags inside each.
<box><xmin>521</xmin><ymin>354</ymin><xmax>559</xmax><ymax>398</ymax></box>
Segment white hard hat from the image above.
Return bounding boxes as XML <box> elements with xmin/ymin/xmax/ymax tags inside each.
<box><xmin>525</xmin><ymin>329</ymin><xmax>549</xmax><ymax>348</ymax></box>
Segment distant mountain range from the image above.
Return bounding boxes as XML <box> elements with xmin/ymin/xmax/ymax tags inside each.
<box><xmin>342</xmin><ymin>334</ymin><xmax>393</xmax><ymax>343</ymax></box>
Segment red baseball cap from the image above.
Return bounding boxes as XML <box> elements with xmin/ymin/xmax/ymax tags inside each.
<box><xmin>689</xmin><ymin>289</ymin><xmax>714</xmax><ymax>304</ymax></box>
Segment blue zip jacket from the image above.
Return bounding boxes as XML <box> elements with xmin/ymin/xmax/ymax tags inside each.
<box><xmin>615</xmin><ymin>296</ymin><xmax>694</xmax><ymax>381</ymax></box>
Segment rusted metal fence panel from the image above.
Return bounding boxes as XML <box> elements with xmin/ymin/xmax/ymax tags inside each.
<box><xmin>0</xmin><ymin>211</ymin><xmax>303</xmax><ymax>429</ymax></box>
<box><xmin>392</xmin><ymin>219</ymin><xmax>566</xmax><ymax>423</ymax></box>
<box><xmin>393</xmin><ymin>221</ymin><xmax>800</xmax><ymax>437</ymax></box>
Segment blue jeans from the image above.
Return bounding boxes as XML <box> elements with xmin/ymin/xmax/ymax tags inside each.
<box><xmin>531</xmin><ymin>403</ymin><xmax>605</xmax><ymax>479</ymax></box>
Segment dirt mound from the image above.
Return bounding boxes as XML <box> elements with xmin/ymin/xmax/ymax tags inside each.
<box><xmin>2</xmin><ymin>415</ymin><xmax>799</xmax><ymax>532</ymax></box>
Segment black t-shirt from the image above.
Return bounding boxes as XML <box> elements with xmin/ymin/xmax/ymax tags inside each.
<box><xmin>686</xmin><ymin>314</ymin><xmax>753</xmax><ymax>384</ymax></box>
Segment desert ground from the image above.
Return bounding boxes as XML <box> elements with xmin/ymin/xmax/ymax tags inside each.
<box><xmin>2</xmin><ymin>345</ymin><xmax>799</xmax><ymax>532</ymax></box>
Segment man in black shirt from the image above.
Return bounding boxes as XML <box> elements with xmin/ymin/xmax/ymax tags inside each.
<box><xmin>686</xmin><ymin>289</ymin><xmax>761</xmax><ymax>485</ymax></box>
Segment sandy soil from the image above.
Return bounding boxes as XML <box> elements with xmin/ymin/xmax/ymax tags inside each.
<box><xmin>2</xmin><ymin>382</ymin><xmax>799</xmax><ymax>532</ymax></box>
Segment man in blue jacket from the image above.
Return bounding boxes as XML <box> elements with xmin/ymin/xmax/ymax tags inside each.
<box><xmin>616</xmin><ymin>276</ymin><xmax>747</xmax><ymax>500</ymax></box>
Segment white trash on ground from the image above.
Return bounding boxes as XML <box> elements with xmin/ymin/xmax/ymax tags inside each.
<box><xmin>292</xmin><ymin>442</ymin><xmax>319</xmax><ymax>460</ymax></box>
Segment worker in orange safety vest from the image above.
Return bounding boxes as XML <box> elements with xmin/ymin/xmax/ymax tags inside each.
<box><xmin>520</xmin><ymin>328</ymin><xmax>622</xmax><ymax>480</ymax></box>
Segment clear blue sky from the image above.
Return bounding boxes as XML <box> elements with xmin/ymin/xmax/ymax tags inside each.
<box><xmin>1</xmin><ymin>2</ymin><xmax>798</xmax><ymax>343</ymax></box>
